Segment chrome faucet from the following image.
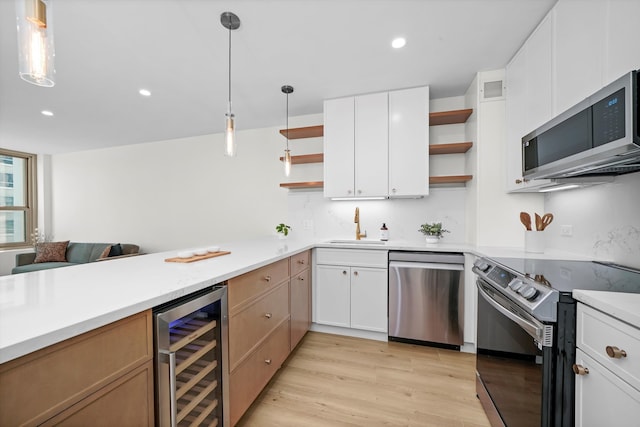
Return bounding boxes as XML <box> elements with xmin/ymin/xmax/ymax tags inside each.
<box><xmin>354</xmin><ymin>207</ymin><xmax>367</xmax><ymax>240</ymax></box>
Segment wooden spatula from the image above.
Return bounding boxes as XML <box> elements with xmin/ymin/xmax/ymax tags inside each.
<box><xmin>535</xmin><ymin>213</ymin><xmax>542</xmax><ymax>231</ymax></box>
<box><xmin>520</xmin><ymin>212</ymin><xmax>532</xmax><ymax>231</ymax></box>
<box><xmin>541</xmin><ymin>213</ymin><xmax>554</xmax><ymax>230</ymax></box>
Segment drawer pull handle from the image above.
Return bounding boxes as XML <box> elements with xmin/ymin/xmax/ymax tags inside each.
<box><xmin>265</xmin><ymin>359</ymin><xmax>272</xmax><ymax>365</ymax></box>
<box><xmin>265</xmin><ymin>313</ymin><xmax>272</xmax><ymax>319</ymax></box>
<box><xmin>264</xmin><ymin>275</ymin><xmax>271</xmax><ymax>282</ymax></box>
<box><xmin>572</xmin><ymin>364</ymin><xmax>589</xmax><ymax>376</ymax></box>
<box><xmin>297</xmin><ymin>260</ymin><xmax>305</xmax><ymax>265</ymax></box>
<box><xmin>606</xmin><ymin>346</ymin><xmax>627</xmax><ymax>359</ymax></box>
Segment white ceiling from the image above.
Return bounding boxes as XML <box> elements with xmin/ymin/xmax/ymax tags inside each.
<box><xmin>0</xmin><ymin>0</ymin><xmax>556</xmax><ymax>155</ymax></box>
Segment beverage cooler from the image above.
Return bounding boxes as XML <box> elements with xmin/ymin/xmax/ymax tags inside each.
<box><xmin>154</xmin><ymin>285</ymin><xmax>229</xmax><ymax>427</ymax></box>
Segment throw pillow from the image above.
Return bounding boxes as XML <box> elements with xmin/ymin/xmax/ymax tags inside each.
<box><xmin>33</xmin><ymin>241</ymin><xmax>70</xmax><ymax>263</ymax></box>
<box><xmin>98</xmin><ymin>245</ymin><xmax>112</xmax><ymax>259</ymax></box>
<box><xmin>108</xmin><ymin>243</ymin><xmax>123</xmax><ymax>257</ymax></box>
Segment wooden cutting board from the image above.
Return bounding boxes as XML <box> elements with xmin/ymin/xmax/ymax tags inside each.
<box><xmin>165</xmin><ymin>251</ymin><xmax>231</xmax><ymax>263</ymax></box>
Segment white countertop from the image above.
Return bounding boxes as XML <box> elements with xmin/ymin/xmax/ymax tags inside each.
<box><xmin>573</xmin><ymin>290</ymin><xmax>640</xmax><ymax>329</ymax></box>
<box><xmin>0</xmin><ymin>236</ymin><xmax>594</xmax><ymax>364</ymax></box>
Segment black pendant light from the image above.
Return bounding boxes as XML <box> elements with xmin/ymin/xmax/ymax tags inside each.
<box><xmin>282</xmin><ymin>85</ymin><xmax>294</xmax><ymax>176</ymax></box>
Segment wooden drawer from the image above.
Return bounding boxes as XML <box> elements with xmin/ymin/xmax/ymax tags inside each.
<box><xmin>229</xmin><ymin>281</ymin><xmax>290</xmax><ymax>370</ymax></box>
<box><xmin>577</xmin><ymin>304</ymin><xmax>640</xmax><ymax>390</ymax></box>
<box><xmin>0</xmin><ymin>310</ymin><xmax>152</xmax><ymax>427</ymax></box>
<box><xmin>290</xmin><ymin>250</ymin><xmax>310</xmax><ymax>277</ymax></box>
<box><xmin>228</xmin><ymin>258</ymin><xmax>289</xmax><ymax>312</ymax></box>
<box><xmin>229</xmin><ymin>319</ymin><xmax>290</xmax><ymax>426</ymax></box>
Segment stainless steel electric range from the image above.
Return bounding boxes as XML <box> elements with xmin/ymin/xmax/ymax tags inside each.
<box><xmin>472</xmin><ymin>257</ymin><xmax>640</xmax><ymax>427</ymax></box>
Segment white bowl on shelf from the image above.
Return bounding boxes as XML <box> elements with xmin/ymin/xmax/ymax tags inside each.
<box><xmin>193</xmin><ymin>248</ymin><xmax>208</xmax><ymax>256</ymax></box>
<box><xmin>177</xmin><ymin>251</ymin><xmax>195</xmax><ymax>258</ymax></box>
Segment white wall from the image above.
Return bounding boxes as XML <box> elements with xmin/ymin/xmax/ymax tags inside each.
<box><xmin>49</xmin><ymin>119</ymin><xmax>302</xmax><ymax>253</ymax></box>
<box><xmin>545</xmin><ymin>172</ymin><xmax>640</xmax><ymax>269</ymax></box>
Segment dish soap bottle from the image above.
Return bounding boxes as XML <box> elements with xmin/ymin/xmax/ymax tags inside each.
<box><xmin>380</xmin><ymin>223</ymin><xmax>389</xmax><ymax>241</ymax></box>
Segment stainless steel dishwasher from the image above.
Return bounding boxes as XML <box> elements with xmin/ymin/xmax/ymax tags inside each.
<box><xmin>388</xmin><ymin>251</ymin><xmax>464</xmax><ymax>349</ymax></box>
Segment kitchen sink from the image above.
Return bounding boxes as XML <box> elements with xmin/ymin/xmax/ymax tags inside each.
<box><xmin>325</xmin><ymin>239</ymin><xmax>386</xmax><ymax>245</ymax></box>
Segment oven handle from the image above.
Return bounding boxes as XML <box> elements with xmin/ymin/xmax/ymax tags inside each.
<box><xmin>476</xmin><ymin>280</ymin><xmax>544</xmax><ymax>342</ymax></box>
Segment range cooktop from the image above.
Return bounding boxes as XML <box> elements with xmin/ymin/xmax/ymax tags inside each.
<box><xmin>490</xmin><ymin>257</ymin><xmax>640</xmax><ymax>295</ymax></box>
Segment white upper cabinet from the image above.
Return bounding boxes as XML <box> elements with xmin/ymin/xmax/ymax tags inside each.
<box><xmin>505</xmin><ymin>13</ymin><xmax>553</xmax><ymax>192</ymax></box>
<box><xmin>354</xmin><ymin>92</ymin><xmax>389</xmax><ymax>198</ymax></box>
<box><xmin>554</xmin><ymin>1</ymin><xmax>606</xmax><ymax>115</ymax></box>
<box><xmin>388</xmin><ymin>86</ymin><xmax>429</xmax><ymax>197</ymax></box>
<box><xmin>323</xmin><ymin>97</ymin><xmax>355</xmax><ymax>198</ymax></box>
<box><xmin>324</xmin><ymin>86</ymin><xmax>429</xmax><ymax>198</ymax></box>
<box><xmin>604</xmin><ymin>0</ymin><xmax>640</xmax><ymax>85</ymax></box>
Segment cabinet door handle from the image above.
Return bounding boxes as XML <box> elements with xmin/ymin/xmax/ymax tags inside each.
<box><xmin>353</xmin><ymin>271</ymin><xmax>359</xmax><ymax>276</ymax></box>
<box><xmin>572</xmin><ymin>364</ymin><xmax>589</xmax><ymax>376</ymax></box>
<box><xmin>357</xmin><ymin>189</ymin><xmax>362</xmax><ymax>195</ymax></box>
<box><xmin>347</xmin><ymin>190</ymin><xmax>352</xmax><ymax>195</ymax></box>
<box><xmin>606</xmin><ymin>346</ymin><xmax>627</xmax><ymax>359</ymax></box>
<box><xmin>515</xmin><ymin>179</ymin><xmax>523</xmax><ymax>184</ymax></box>
<box><xmin>297</xmin><ymin>276</ymin><xmax>304</xmax><ymax>281</ymax></box>
<box><xmin>265</xmin><ymin>359</ymin><xmax>272</xmax><ymax>365</ymax></box>
<box><xmin>392</xmin><ymin>188</ymin><xmax>397</xmax><ymax>193</ymax></box>
<box><xmin>264</xmin><ymin>275</ymin><xmax>271</xmax><ymax>282</ymax></box>
<box><xmin>265</xmin><ymin>313</ymin><xmax>272</xmax><ymax>319</ymax></box>
<box><xmin>342</xmin><ymin>270</ymin><xmax>347</xmax><ymax>275</ymax></box>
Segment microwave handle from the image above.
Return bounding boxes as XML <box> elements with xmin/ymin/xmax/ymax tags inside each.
<box><xmin>159</xmin><ymin>349</ymin><xmax>178</xmax><ymax>427</ymax></box>
<box><xmin>476</xmin><ymin>280</ymin><xmax>544</xmax><ymax>342</ymax></box>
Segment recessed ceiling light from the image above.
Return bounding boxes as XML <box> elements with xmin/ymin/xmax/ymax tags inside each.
<box><xmin>41</xmin><ymin>110</ymin><xmax>54</xmax><ymax>116</ymax></box>
<box><xmin>139</xmin><ymin>89</ymin><xmax>151</xmax><ymax>97</ymax></box>
<box><xmin>391</xmin><ymin>37</ymin><xmax>406</xmax><ymax>49</ymax></box>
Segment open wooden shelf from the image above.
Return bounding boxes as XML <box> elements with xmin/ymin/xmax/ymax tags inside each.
<box><xmin>279</xmin><ymin>181</ymin><xmax>324</xmax><ymax>189</ymax></box>
<box><xmin>429</xmin><ymin>175</ymin><xmax>473</xmax><ymax>184</ymax></box>
<box><xmin>279</xmin><ymin>153</ymin><xmax>324</xmax><ymax>164</ymax></box>
<box><xmin>429</xmin><ymin>109</ymin><xmax>473</xmax><ymax>126</ymax></box>
<box><xmin>279</xmin><ymin>125</ymin><xmax>324</xmax><ymax>139</ymax></box>
<box><xmin>429</xmin><ymin>142</ymin><xmax>473</xmax><ymax>155</ymax></box>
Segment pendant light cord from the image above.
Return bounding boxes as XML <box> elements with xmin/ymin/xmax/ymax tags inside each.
<box><xmin>228</xmin><ymin>18</ymin><xmax>232</xmax><ymax>107</ymax></box>
<box><xmin>286</xmin><ymin>91</ymin><xmax>289</xmax><ymax>149</ymax></box>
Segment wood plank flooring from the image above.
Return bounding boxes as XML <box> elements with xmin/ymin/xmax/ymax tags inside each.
<box><xmin>236</xmin><ymin>332</ymin><xmax>491</xmax><ymax>427</ymax></box>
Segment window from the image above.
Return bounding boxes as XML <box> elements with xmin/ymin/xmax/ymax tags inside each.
<box><xmin>0</xmin><ymin>149</ymin><xmax>37</xmax><ymax>248</ymax></box>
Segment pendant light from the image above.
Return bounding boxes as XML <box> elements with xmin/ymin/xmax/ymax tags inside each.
<box><xmin>15</xmin><ymin>0</ymin><xmax>56</xmax><ymax>87</ymax></box>
<box><xmin>281</xmin><ymin>85</ymin><xmax>294</xmax><ymax>177</ymax></box>
<box><xmin>220</xmin><ymin>12</ymin><xmax>240</xmax><ymax>157</ymax></box>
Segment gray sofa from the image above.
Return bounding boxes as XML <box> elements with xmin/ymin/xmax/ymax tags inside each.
<box><xmin>12</xmin><ymin>242</ymin><xmax>140</xmax><ymax>274</ymax></box>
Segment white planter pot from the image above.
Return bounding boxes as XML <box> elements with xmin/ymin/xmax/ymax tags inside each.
<box><xmin>425</xmin><ymin>235</ymin><xmax>439</xmax><ymax>244</ymax></box>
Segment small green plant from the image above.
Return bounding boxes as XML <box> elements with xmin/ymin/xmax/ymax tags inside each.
<box><xmin>276</xmin><ymin>223</ymin><xmax>291</xmax><ymax>236</ymax></box>
<box><xmin>418</xmin><ymin>222</ymin><xmax>449</xmax><ymax>238</ymax></box>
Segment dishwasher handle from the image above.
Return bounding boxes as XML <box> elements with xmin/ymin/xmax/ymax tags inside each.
<box><xmin>389</xmin><ymin>261</ymin><xmax>464</xmax><ymax>271</ymax></box>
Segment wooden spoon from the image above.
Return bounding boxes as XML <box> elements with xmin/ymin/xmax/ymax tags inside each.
<box><xmin>541</xmin><ymin>213</ymin><xmax>554</xmax><ymax>230</ymax></box>
<box><xmin>520</xmin><ymin>212</ymin><xmax>532</xmax><ymax>231</ymax></box>
<box><xmin>535</xmin><ymin>213</ymin><xmax>542</xmax><ymax>231</ymax></box>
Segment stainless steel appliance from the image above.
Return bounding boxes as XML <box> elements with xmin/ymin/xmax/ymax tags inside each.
<box><xmin>473</xmin><ymin>257</ymin><xmax>640</xmax><ymax>427</ymax></box>
<box><xmin>389</xmin><ymin>251</ymin><xmax>464</xmax><ymax>349</ymax></box>
<box><xmin>154</xmin><ymin>285</ymin><xmax>229</xmax><ymax>427</ymax></box>
<box><xmin>523</xmin><ymin>69</ymin><xmax>639</xmax><ymax>179</ymax></box>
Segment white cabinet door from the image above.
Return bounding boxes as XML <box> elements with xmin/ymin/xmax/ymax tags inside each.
<box><xmin>505</xmin><ymin>14</ymin><xmax>553</xmax><ymax>192</ymax></box>
<box><xmin>324</xmin><ymin>97</ymin><xmax>355</xmax><ymax>198</ymax></box>
<box><xmin>350</xmin><ymin>267</ymin><xmax>388</xmax><ymax>333</ymax></box>
<box><xmin>315</xmin><ymin>265</ymin><xmax>351</xmax><ymax>327</ymax></box>
<box><xmin>354</xmin><ymin>92</ymin><xmax>388</xmax><ymax>198</ymax></box>
<box><xmin>388</xmin><ymin>86</ymin><xmax>429</xmax><ymax>197</ymax></box>
<box><xmin>575</xmin><ymin>349</ymin><xmax>640</xmax><ymax>427</ymax></box>
<box><xmin>554</xmin><ymin>1</ymin><xmax>605</xmax><ymax>115</ymax></box>
<box><xmin>604</xmin><ymin>0</ymin><xmax>640</xmax><ymax>85</ymax></box>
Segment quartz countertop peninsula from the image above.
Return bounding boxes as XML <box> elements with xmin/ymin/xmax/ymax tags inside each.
<box><xmin>0</xmin><ymin>236</ymin><xmax>593</xmax><ymax>364</ymax></box>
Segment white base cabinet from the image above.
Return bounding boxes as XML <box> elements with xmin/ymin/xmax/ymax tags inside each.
<box><xmin>314</xmin><ymin>249</ymin><xmax>388</xmax><ymax>333</ymax></box>
<box><xmin>574</xmin><ymin>303</ymin><xmax>640</xmax><ymax>426</ymax></box>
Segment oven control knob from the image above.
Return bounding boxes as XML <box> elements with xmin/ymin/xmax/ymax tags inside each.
<box><xmin>475</xmin><ymin>261</ymin><xmax>490</xmax><ymax>272</ymax></box>
<box><xmin>509</xmin><ymin>280</ymin><xmax>525</xmax><ymax>291</ymax></box>
<box><xmin>521</xmin><ymin>287</ymin><xmax>539</xmax><ymax>300</ymax></box>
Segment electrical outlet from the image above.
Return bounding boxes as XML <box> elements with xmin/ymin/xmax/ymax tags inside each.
<box><xmin>560</xmin><ymin>225</ymin><xmax>573</xmax><ymax>237</ymax></box>
<box><xmin>303</xmin><ymin>219</ymin><xmax>313</xmax><ymax>230</ymax></box>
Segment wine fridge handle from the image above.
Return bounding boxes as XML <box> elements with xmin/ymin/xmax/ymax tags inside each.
<box><xmin>160</xmin><ymin>349</ymin><xmax>178</xmax><ymax>427</ymax></box>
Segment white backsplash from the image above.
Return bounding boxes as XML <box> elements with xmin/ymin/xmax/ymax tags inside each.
<box><xmin>286</xmin><ymin>188</ymin><xmax>466</xmax><ymax>245</ymax></box>
<box><xmin>544</xmin><ymin>172</ymin><xmax>640</xmax><ymax>269</ymax></box>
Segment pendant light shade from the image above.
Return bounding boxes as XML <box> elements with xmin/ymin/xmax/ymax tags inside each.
<box><xmin>282</xmin><ymin>85</ymin><xmax>294</xmax><ymax>177</ymax></box>
<box><xmin>221</xmin><ymin>12</ymin><xmax>240</xmax><ymax>157</ymax></box>
<box><xmin>15</xmin><ymin>0</ymin><xmax>55</xmax><ymax>87</ymax></box>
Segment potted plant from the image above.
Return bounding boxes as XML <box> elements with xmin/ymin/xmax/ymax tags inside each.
<box><xmin>418</xmin><ymin>222</ymin><xmax>449</xmax><ymax>244</ymax></box>
<box><xmin>275</xmin><ymin>223</ymin><xmax>291</xmax><ymax>239</ymax></box>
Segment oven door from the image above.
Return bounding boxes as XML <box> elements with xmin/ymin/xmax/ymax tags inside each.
<box><xmin>476</xmin><ymin>279</ymin><xmax>555</xmax><ymax>427</ymax></box>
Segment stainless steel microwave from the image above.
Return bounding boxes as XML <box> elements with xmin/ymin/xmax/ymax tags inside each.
<box><xmin>522</xmin><ymin>70</ymin><xmax>639</xmax><ymax>180</ymax></box>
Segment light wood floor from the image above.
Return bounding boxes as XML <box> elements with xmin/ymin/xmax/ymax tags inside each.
<box><xmin>236</xmin><ymin>332</ymin><xmax>491</xmax><ymax>427</ymax></box>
